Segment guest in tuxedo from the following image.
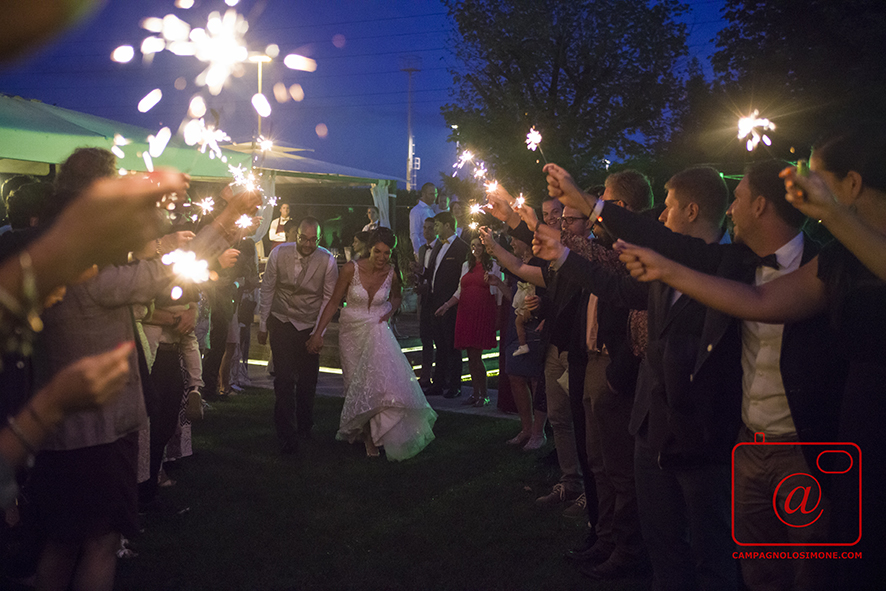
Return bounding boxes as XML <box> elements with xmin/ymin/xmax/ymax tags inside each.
<box><xmin>258</xmin><ymin>217</ymin><xmax>338</xmax><ymax>454</ymax></box>
<box><xmin>415</xmin><ymin>217</ymin><xmax>438</xmax><ymax>388</ymax></box>
<box><xmin>424</xmin><ymin>211</ymin><xmax>469</xmax><ymax>398</ymax></box>
<box><xmin>362</xmin><ymin>206</ymin><xmax>382</xmax><ymax>232</ymax></box>
<box><xmin>267</xmin><ymin>203</ymin><xmax>292</xmax><ymax>251</ymax></box>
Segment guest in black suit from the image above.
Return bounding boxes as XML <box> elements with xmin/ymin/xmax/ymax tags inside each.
<box><xmin>415</xmin><ymin>217</ymin><xmax>438</xmax><ymax>388</ymax></box>
<box><xmin>425</xmin><ymin>211</ymin><xmax>469</xmax><ymax>398</ymax></box>
<box><xmin>544</xmin><ymin>161</ymin><xmax>847</xmax><ymax>590</ymax></box>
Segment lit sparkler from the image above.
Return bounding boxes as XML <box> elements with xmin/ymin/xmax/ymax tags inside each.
<box><xmin>737</xmin><ymin>110</ymin><xmax>776</xmax><ymax>152</ymax></box>
<box><xmin>182</xmin><ymin>118</ymin><xmax>231</xmax><ymax>160</ymax></box>
<box><xmin>161</xmin><ymin>249</ymin><xmax>211</xmax><ymax>283</ymax></box>
<box><xmin>473</xmin><ymin>163</ymin><xmax>488</xmax><ymax>179</ymax></box>
<box><xmin>526</xmin><ymin>127</ymin><xmax>548</xmax><ymax>163</ymax></box>
<box><xmin>469</xmin><ymin>222</ymin><xmax>478</xmax><ymax>231</ymax></box>
<box><xmin>469</xmin><ymin>203</ymin><xmax>483</xmax><ymax>216</ymax></box>
<box><xmin>196</xmin><ymin>197</ymin><xmax>215</xmax><ymax>215</ymax></box>
<box><xmin>514</xmin><ymin>193</ymin><xmax>526</xmax><ymax>208</ymax></box>
<box><xmin>485</xmin><ymin>180</ymin><xmax>498</xmax><ymax>193</ymax></box>
<box><xmin>235</xmin><ymin>214</ymin><xmax>253</xmax><ymax>229</ymax></box>
<box><xmin>451</xmin><ymin>150</ymin><xmax>475</xmax><ymax>176</ymax></box>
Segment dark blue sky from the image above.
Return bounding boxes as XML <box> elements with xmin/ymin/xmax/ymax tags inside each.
<box><xmin>0</xmin><ymin>0</ymin><xmax>726</xmax><ymax>186</ymax></box>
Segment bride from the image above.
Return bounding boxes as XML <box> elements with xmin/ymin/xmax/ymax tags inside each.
<box><xmin>306</xmin><ymin>228</ymin><xmax>437</xmax><ymax>459</ymax></box>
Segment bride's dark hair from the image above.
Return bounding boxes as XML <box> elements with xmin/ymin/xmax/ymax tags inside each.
<box><xmin>367</xmin><ymin>227</ymin><xmax>401</xmax><ymax>282</ymax></box>
<box><xmin>367</xmin><ymin>227</ymin><xmax>396</xmax><ymax>249</ymax></box>
<box><xmin>466</xmin><ymin>236</ymin><xmax>493</xmax><ymax>272</ymax></box>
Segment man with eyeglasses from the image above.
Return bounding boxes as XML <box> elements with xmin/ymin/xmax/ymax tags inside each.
<box><xmin>259</xmin><ymin>217</ymin><xmax>338</xmax><ymax>454</ymax></box>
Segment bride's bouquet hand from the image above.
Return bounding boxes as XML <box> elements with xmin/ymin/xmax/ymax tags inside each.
<box><xmin>379</xmin><ymin>310</ymin><xmax>393</xmax><ymax>323</ymax></box>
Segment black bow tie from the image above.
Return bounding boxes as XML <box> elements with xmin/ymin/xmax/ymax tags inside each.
<box><xmin>757</xmin><ymin>253</ymin><xmax>780</xmax><ymax>270</ymax></box>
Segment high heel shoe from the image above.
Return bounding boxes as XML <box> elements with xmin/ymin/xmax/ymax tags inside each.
<box><xmin>472</xmin><ymin>395</ymin><xmax>490</xmax><ymax>408</ymax></box>
<box><xmin>462</xmin><ymin>394</ymin><xmax>481</xmax><ymax>406</ymax></box>
<box><xmin>506</xmin><ymin>431</ymin><xmax>531</xmax><ymax>445</ymax></box>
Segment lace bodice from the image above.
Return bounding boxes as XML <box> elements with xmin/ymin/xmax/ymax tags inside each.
<box><xmin>341</xmin><ymin>263</ymin><xmax>393</xmax><ymax>322</ymax></box>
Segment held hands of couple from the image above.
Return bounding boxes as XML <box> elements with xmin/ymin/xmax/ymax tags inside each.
<box><xmin>305</xmin><ymin>333</ymin><xmax>323</xmax><ymax>354</ymax></box>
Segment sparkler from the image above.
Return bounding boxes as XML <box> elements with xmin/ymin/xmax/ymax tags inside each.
<box><xmin>737</xmin><ymin>110</ymin><xmax>776</xmax><ymax>152</ymax></box>
<box><xmin>485</xmin><ymin>180</ymin><xmax>498</xmax><ymax>193</ymax></box>
<box><xmin>451</xmin><ymin>150</ymin><xmax>475</xmax><ymax>176</ymax></box>
<box><xmin>235</xmin><ymin>214</ymin><xmax>253</xmax><ymax>229</ymax></box>
<box><xmin>196</xmin><ymin>197</ymin><xmax>215</xmax><ymax>215</ymax></box>
<box><xmin>526</xmin><ymin>127</ymin><xmax>547</xmax><ymax>164</ymax></box>
<box><xmin>161</xmin><ymin>249</ymin><xmax>211</xmax><ymax>283</ymax></box>
<box><xmin>473</xmin><ymin>163</ymin><xmax>488</xmax><ymax>179</ymax></box>
<box><xmin>182</xmin><ymin>118</ymin><xmax>231</xmax><ymax>160</ymax></box>
<box><xmin>514</xmin><ymin>193</ymin><xmax>526</xmax><ymax>208</ymax></box>
<box><xmin>469</xmin><ymin>203</ymin><xmax>483</xmax><ymax>216</ymax></box>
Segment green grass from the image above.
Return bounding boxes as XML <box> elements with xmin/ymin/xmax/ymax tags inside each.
<box><xmin>114</xmin><ymin>388</ymin><xmax>650</xmax><ymax>591</ymax></box>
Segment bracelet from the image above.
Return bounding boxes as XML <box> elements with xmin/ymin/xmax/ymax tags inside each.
<box><xmin>25</xmin><ymin>404</ymin><xmax>54</xmax><ymax>435</ymax></box>
<box><xmin>7</xmin><ymin>416</ymin><xmax>37</xmax><ymax>468</ymax></box>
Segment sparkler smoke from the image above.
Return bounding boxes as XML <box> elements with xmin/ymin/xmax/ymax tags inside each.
<box><xmin>526</xmin><ymin>127</ymin><xmax>548</xmax><ymax>163</ymax></box>
<box><xmin>737</xmin><ymin>110</ymin><xmax>776</xmax><ymax>152</ymax></box>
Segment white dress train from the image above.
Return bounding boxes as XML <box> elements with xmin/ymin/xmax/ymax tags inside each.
<box><xmin>337</xmin><ymin>264</ymin><xmax>437</xmax><ymax>460</ymax></box>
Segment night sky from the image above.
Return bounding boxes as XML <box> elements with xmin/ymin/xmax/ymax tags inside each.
<box><xmin>0</xmin><ymin>0</ymin><xmax>726</xmax><ymax>186</ymax></box>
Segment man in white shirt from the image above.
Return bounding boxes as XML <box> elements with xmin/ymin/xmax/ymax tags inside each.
<box><xmin>268</xmin><ymin>203</ymin><xmax>291</xmax><ymax>250</ymax></box>
<box><xmin>410</xmin><ymin>182</ymin><xmax>437</xmax><ymax>260</ymax></box>
<box><xmin>362</xmin><ymin>206</ymin><xmax>382</xmax><ymax>232</ymax></box>
<box><xmin>258</xmin><ymin>217</ymin><xmax>338</xmax><ymax>454</ymax></box>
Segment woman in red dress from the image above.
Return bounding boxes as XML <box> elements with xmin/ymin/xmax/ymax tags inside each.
<box><xmin>437</xmin><ymin>237</ymin><xmax>502</xmax><ymax>406</ymax></box>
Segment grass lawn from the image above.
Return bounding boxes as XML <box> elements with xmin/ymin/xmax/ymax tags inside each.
<box><xmin>115</xmin><ymin>387</ymin><xmax>650</xmax><ymax>591</ymax></box>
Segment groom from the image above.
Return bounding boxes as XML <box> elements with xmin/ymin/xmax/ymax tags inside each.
<box><xmin>259</xmin><ymin>217</ymin><xmax>338</xmax><ymax>453</ymax></box>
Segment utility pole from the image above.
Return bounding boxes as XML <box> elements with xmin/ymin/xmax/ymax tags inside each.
<box><xmin>400</xmin><ymin>55</ymin><xmax>421</xmax><ymax>191</ymax></box>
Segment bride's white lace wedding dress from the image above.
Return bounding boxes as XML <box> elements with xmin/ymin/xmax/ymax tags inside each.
<box><xmin>337</xmin><ymin>264</ymin><xmax>437</xmax><ymax>460</ymax></box>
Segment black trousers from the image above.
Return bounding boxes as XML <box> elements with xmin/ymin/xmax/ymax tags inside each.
<box><xmin>140</xmin><ymin>345</ymin><xmax>185</xmax><ymax>503</ymax></box>
<box><xmin>431</xmin><ymin>306</ymin><xmax>461</xmax><ymax>390</ymax></box>
<box><xmin>268</xmin><ymin>316</ymin><xmax>319</xmax><ymax>444</ymax></box>
<box><xmin>202</xmin><ymin>299</ymin><xmax>233</xmax><ymax>397</ymax></box>
<box><xmin>568</xmin><ymin>352</ymin><xmax>599</xmax><ymax>528</ymax></box>
<box><xmin>419</xmin><ymin>298</ymin><xmax>435</xmax><ymax>382</ymax></box>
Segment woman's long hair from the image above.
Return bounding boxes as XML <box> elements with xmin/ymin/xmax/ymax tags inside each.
<box><xmin>466</xmin><ymin>237</ymin><xmax>492</xmax><ymax>272</ymax></box>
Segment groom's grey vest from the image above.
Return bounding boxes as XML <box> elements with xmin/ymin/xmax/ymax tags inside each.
<box><xmin>270</xmin><ymin>245</ymin><xmax>334</xmax><ymax>328</ymax></box>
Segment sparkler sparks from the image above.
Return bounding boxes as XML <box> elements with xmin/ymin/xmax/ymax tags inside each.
<box><xmin>738</xmin><ymin>110</ymin><xmax>776</xmax><ymax>152</ymax></box>
<box><xmin>148</xmin><ymin>127</ymin><xmax>172</xmax><ymax>158</ymax></box>
<box><xmin>526</xmin><ymin>127</ymin><xmax>542</xmax><ymax>151</ymax></box>
<box><xmin>161</xmin><ymin>249</ymin><xmax>211</xmax><ymax>283</ymax></box>
<box><xmin>235</xmin><ymin>214</ymin><xmax>253</xmax><ymax>229</ymax></box>
<box><xmin>485</xmin><ymin>180</ymin><xmax>498</xmax><ymax>193</ymax></box>
<box><xmin>182</xmin><ymin>118</ymin><xmax>231</xmax><ymax>160</ymax></box>
<box><xmin>196</xmin><ymin>197</ymin><xmax>215</xmax><ymax>215</ymax></box>
<box><xmin>526</xmin><ymin>126</ymin><xmax>548</xmax><ymax>163</ymax></box>
<box><xmin>252</xmin><ymin>93</ymin><xmax>272</xmax><ymax>118</ymax></box>
<box><xmin>138</xmin><ymin>89</ymin><xmax>163</xmax><ymax>113</ymax></box>
<box><xmin>451</xmin><ymin>150</ymin><xmax>475</xmax><ymax>177</ymax></box>
<box><xmin>514</xmin><ymin>194</ymin><xmax>526</xmax><ymax>208</ymax></box>
<box><xmin>111</xmin><ymin>45</ymin><xmax>135</xmax><ymax>63</ymax></box>
<box><xmin>473</xmin><ymin>163</ymin><xmax>488</xmax><ymax>179</ymax></box>
<box><xmin>469</xmin><ymin>203</ymin><xmax>483</xmax><ymax>216</ymax></box>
